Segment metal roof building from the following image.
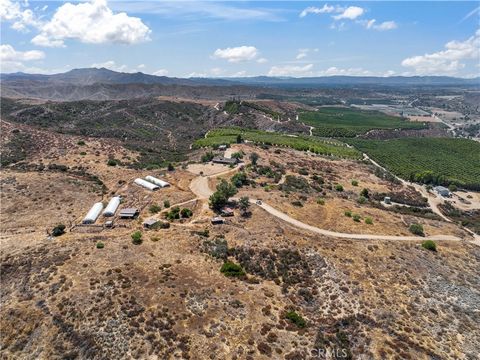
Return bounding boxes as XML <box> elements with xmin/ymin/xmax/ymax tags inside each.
<box><xmin>103</xmin><ymin>196</ymin><xmax>121</xmax><ymax>217</ymax></box>
<box><xmin>82</xmin><ymin>202</ymin><xmax>104</xmax><ymax>224</ymax></box>
<box><xmin>119</xmin><ymin>208</ymin><xmax>139</xmax><ymax>219</ymax></box>
<box><xmin>134</xmin><ymin>178</ymin><xmax>159</xmax><ymax>191</ymax></box>
<box><xmin>143</xmin><ymin>218</ymin><xmax>159</xmax><ymax>228</ymax></box>
<box><xmin>212</xmin><ymin>157</ymin><xmax>238</xmax><ymax>165</ymax></box>
<box><xmin>145</xmin><ymin>175</ymin><xmax>170</xmax><ymax>188</ymax></box>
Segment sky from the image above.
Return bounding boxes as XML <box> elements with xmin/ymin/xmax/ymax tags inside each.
<box><xmin>1</xmin><ymin>0</ymin><xmax>479</xmax><ymax>78</ymax></box>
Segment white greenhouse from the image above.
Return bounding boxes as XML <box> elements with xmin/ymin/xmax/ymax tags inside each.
<box><xmin>134</xmin><ymin>178</ymin><xmax>160</xmax><ymax>191</ymax></box>
<box><xmin>145</xmin><ymin>175</ymin><xmax>170</xmax><ymax>188</ymax></box>
<box><xmin>103</xmin><ymin>196</ymin><xmax>121</xmax><ymax>217</ymax></box>
<box><xmin>82</xmin><ymin>202</ymin><xmax>104</xmax><ymax>224</ymax></box>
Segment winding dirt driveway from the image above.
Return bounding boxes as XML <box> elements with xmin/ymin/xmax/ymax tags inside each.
<box><xmin>187</xmin><ymin>162</ymin><xmax>464</xmax><ymax>242</ymax></box>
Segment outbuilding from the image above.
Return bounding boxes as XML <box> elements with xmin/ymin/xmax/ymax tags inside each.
<box><xmin>434</xmin><ymin>186</ymin><xmax>451</xmax><ymax>197</ymax></box>
<box><xmin>218</xmin><ymin>145</ymin><xmax>227</xmax><ymax>151</ymax></box>
<box><xmin>134</xmin><ymin>178</ymin><xmax>159</xmax><ymax>191</ymax></box>
<box><xmin>143</xmin><ymin>218</ymin><xmax>159</xmax><ymax>229</ymax></box>
<box><xmin>221</xmin><ymin>207</ymin><xmax>234</xmax><ymax>217</ymax></box>
<box><xmin>211</xmin><ymin>217</ymin><xmax>225</xmax><ymax>225</ymax></box>
<box><xmin>82</xmin><ymin>202</ymin><xmax>104</xmax><ymax>224</ymax></box>
<box><xmin>103</xmin><ymin>196</ymin><xmax>121</xmax><ymax>217</ymax></box>
<box><xmin>212</xmin><ymin>157</ymin><xmax>238</xmax><ymax>166</ymax></box>
<box><xmin>119</xmin><ymin>208</ymin><xmax>139</xmax><ymax>219</ymax></box>
<box><xmin>145</xmin><ymin>175</ymin><xmax>170</xmax><ymax>188</ymax></box>
<box><xmin>384</xmin><ymin>196</ymin><xmax>391</xmax><ymax>204</ymax></box>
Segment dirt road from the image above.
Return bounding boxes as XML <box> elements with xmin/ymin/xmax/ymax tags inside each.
<box><xmin>188</xmin><ymin>164</ymin><xmax>465</xmax><ymax>242</ymax></box>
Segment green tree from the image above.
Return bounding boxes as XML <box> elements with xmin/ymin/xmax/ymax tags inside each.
<box><xmin>422</xmin><ymin>240</ymin><xmax>437</xmax><ymax>251</ymax></box>
<box><xmin>209</xmin><ymin>179</ymin><xmax>238</xmax><ymax>211</ymax></box>
<box><xmin>409</xmin><ymin>223</ymin><xmax>424</xmax><ymax>236</ymax></box>
<box><xmin>249</xmin><ymin>152</ymin><xmax>259</xmax><ymax>166</ymax></box>
<box><xmin>236</xmin><ymin>134</ymin><xmax>242</xmax><ymax>143</ymax></box>
<box><xmin>360</xmin><ymin>188</ymin><xmax>370</xmax><ymax>198</ymax></box>
<box><xmin>238</xmin><ymin>196</ymin><xmax>250</xmax><ymax>216</ymax></box>
<box><xmin>52</xmin><ymin>224</ymin><xmax>66</xmax><ymax>237</ymax></box>
<box><xmin>167</xmin><ymin>163</ymin><xmax>175</xmax><ymax>171</ymax></box>
<box><xmin>131</xmin><ymin>231</ymin><xmax>143</xmax><ymax>245</ymax></box>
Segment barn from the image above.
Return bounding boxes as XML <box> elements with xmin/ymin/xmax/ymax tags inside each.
<box><xmin>82</xmin><ymin>202</ymin><xmax>104</xmax><ymax>224</ymax></box>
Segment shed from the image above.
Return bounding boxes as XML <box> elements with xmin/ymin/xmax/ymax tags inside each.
<box><xmin>212</xmin><ymin>157</ymin><xmax>238</xmax><ymax>166</ymax></box>
<box><xmin>82</xmin><ymin>202</ymin><xmax>104</xmax><ymax>224</ymax></box>
<box><xmin>434</xmin><ymin>186</ymin><xmax>451</xmax><ymax>197</ymax></box>
<box><xmin>145</xmin><ymin>175</ymin><xmax>170</xmax><ymax>188</ymax></box>
<box><xmin>211</xmin><ymin>217</ymin><xmax>225</xmax><ymax>225</ymax></box>
<box><xmin>104</xmin><ymin>220</ymin><xmax>114</xmax><ymax>228</ymax></box>
<box><xmin>103</xmin><ymin>196</ymin><xmax>121</xmax><ymax>217</ymax></box>
<box><xmin>134</xmin><ymin>178</ymin><xmax>159</xmax><ymax>191</ymax></box>
<box><xmin>221</xmin><ymin>207</ymin><xmax>234</xmax><ymax>217</ymax></box>
<box><xmin>119</xmin><ymin>208</ymin><xmax>139</xmax><ymax>219</ymax></box>
<box><xmin>218</xmin><ymin>145</ymin><xmax>227</xmax><ymax>151</ymax></box>
<box><xmin>143</xmin><ymin>218</ymin><xmax>159</xmax><ymax>229</ymax></box>
<box><xmin>384</xmin><ymin>196</ymin><xmax>391</xmax><ymax>204</ymax></box>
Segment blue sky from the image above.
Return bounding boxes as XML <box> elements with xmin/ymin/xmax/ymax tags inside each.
<box><xmin>1</xmin><ymin>1</ymin><xmax>479</xmax><ymax>77</ymax></box>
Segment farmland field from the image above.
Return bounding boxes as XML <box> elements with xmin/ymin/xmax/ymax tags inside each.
<box><xmin>348</xmin><ymin>137</ymin><xmax>480</xmax><ymax>189</ymax></box>
<box><xmin>193</xmin><ymin>127</ymin><xmax>361</xmax><ymax>159</ymax></box>
<box><xmin>299</xmin><ymin>107</ymin><xmax>427</xmax><ymax>137</ymax></box>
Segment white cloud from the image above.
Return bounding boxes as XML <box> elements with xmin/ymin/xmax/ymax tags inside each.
<box><xmin>31</xmin><ymin>0</ymin><xmax>151</xmax><ymax>47</ymax></box>
<box><xmin>91</xmin><ymin>60</ymin><xmax>128</xmax><ymax>72</ymax></box>
<box><xmin>363</xmin><ymin>19</ymin><xmax>397</xmax><ymax>31</ymax></box>
<box><xmin>0</xmin><ymin>0</ymin><xmax>41</xmax><ymax>31</ymax></box>
<box><xmin>333</xmin><ymin>6</ymin><xmax>364</xmax><ymax>20</ymax></box>
<box><xmin>257</xmin><ymin>57</ymin><xmax>268</xmax><ymax>64</ymax></box>
<box><xmin>212</xmin><ymin>46</ymin><xmax>258</xmax><ymax>62</ymax></box>
<box><xmin>0</xmin><ymin>44</ymin><xmax>45</xmax><ymax>62</ymax></box>
<box><xmin>295</xmin><ymin>48</ymin><xmax>319</xmax><ymax>60</ymax></box>
<box><xmin>318</xmin><ymin>66</ymin><xmax>373</xmax><ymax>76</ymax></box>
<box><xmin>268</xmin><ymin>64</ymin><xmax>313</xmax><ymax>76</ymax></box>
<box><xmin>299</xmin><ymin>4</ymin><xmax>336</xmax><ymax>18</ymax></box>
<box><xmin>153</xmin><ymin>69</ymin><xmax>169</xmax><ymax>76</ymax></box>
<box><xmin>401</xmin><ymin>30</ymin><xmax>480</xmax><ymax>75</ymax></box>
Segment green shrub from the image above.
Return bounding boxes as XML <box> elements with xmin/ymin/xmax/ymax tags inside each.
<box><xmin>165</xmin><ymin>206</ymin><xmax>181</xmax><ymax>220</ymax></box>
<box><xmin>344</xmin><ymin>210</ymin><xmax>352</xmax><ymax>217</ymax></box>
<box><xmin>360</xmin><ymin>188</ymin><xmax>370</xmax><ymax>198</ymax></box>
<box><xmin>201</xmin><ymin>152</ymin><xmax>215</xmax><ymax>163</ymax></box>
<box><xmin>79</xmin><ymin>152</ymin><xmax>87</xmax><ymax>156</ymax></box>
<box><xmin>220</xmin><ymin>261</ymin><xmax>246</xmax><ymax>277</ymax></box>
<box><xmin>131</xmin><ymin>231</ymin><xmax>143</xmax><ymax>245</ymax></box>
<box><xmin>352</xmin><ymin>214</ymin><xmax>361</xmax><ymax>222</ymax></box>
<box><xmin>181</xmin><ymin>208</ymin><xmax>193</xmax><ymax>218</ymax></box>
<box><xmin>316</xmin><ymin>198</ymin><xmax>325</xmax><ymax>205</ymax></box>
<box><xmin>107</xmin><ymin>159</ymin><xmax>117</xmax><ymax>166</ymax></box>
<box><xmin>365</xmin><ymin>217</ymin><xmax>373</xmax><ymax>225</ymax></box>
<box><xmin>149</xmin><ymin>204</ymin><xmax>161</xmax><ymax>214</ymax></box>
<box><xmin>409</xmin><ymin>223</ymin><xmax>425</xmax><ymax>236</ymax></box>
<box><xmin>231</xmin><ymin>152</ymin><xmax>244</xmax><ymax>159</ymax></box>
<box><xmin>167</xmin><ymin>163</ymin><xmax>175</xmax><ymax>171</ymax></box>
<box><xmin>96</xmin><ymin>241</ymin><xmax>105</xmax><ymax>249</ymax></box>
<box><xmin>357</xmin><ymin>196</ymin><xmax>367</xmax><ymax>204</ymax></box>
<box><xmin>52</xmin><ymin>224</ymin><xmax>66</xmax><ymax>237</ymax></box>
<box><xmin>291</xmin><ymin>200</ymin><xmax>303</xmax><ymax>207</ymax></box>
<box><xmin>335</xmin><ymin>184</ymin><xmax>344</xmax><ymax>192</ymax></box>
<box><xmin>285</xmin><ymin>311</ymin><xmax>306</xmax><ymax>328</ymax></box>
<box><xmin>298</xmin><ymin>168</ymin><xmax>309</xmax><ymax>175</ymax></box>
<box><xmin>164</xmin><ymin>200</ymin><xmax>170</xmax><ymax>208</ymax></box>
<box><xmin>448</xmin><ymin>184</ymin><xmax>457</xmax><ymax>192</ymax></box>
<box><xmin>77</xmin><ymin>140</ymin><xmax>86</xmax><ymax>146</ymax></box>
<box><xmin>422</xmin><ymin>240</ymin><xmax>437</xmax><ymax>251</ymax></box>
<box><xmin>351</xmin><ymin>180</ymin><xmax>359</xmax><ymax>186</ymax></box>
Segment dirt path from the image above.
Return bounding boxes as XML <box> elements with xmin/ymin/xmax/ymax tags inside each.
<box><xmin>187</xmin><ymin>164</ymin><xmax>466</xmax><ymax>242</ymax></box>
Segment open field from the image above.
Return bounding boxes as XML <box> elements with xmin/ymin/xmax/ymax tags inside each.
<box><xmin>1</xmin><ymin>103</ymin><xmax>480</xmax><ymax>359</ymax></box>
<box><xmin>193</xmin><ymin>127</ymin><xmax>361</xmax><ymax>159</ymax></box>
<box><xmin>299</xmin><ymin>107</ymin><xmax>427</xmax><ymax>137</ymax></box>
<box><xmin>348</xmin><ymin>137</ymin><xmax>480</xmax><ymax>190</ymax></box>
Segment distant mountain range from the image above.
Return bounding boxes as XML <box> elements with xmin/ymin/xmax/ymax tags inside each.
<box><xmin>1</xmin><ymin>68</ymin><xmax>478</xmax><ymax>101</ymax></box>
<box><xmin>2</xmin><ymin>67</ymin><xmax>479</xmax><ymax>87</ymax></box>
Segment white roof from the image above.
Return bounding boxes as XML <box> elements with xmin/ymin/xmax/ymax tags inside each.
<box><xmin>103</xmin><ymin>196</ymin><xmax>121</xmax><ymax>217</ymax></box>
<box><xmin>134</xmin><ymin>178</ymin><xmax>159</xmax><ymax>191</ymax></box>
<box><xmin>83</xmin><ymin>202</ymin><xmax>103</xmax><ymax>224</ymax></box>
<box><xmin>145</xmin><ymin>175</ymin><xmax>170</xmax><ymax>188</ymax></box>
